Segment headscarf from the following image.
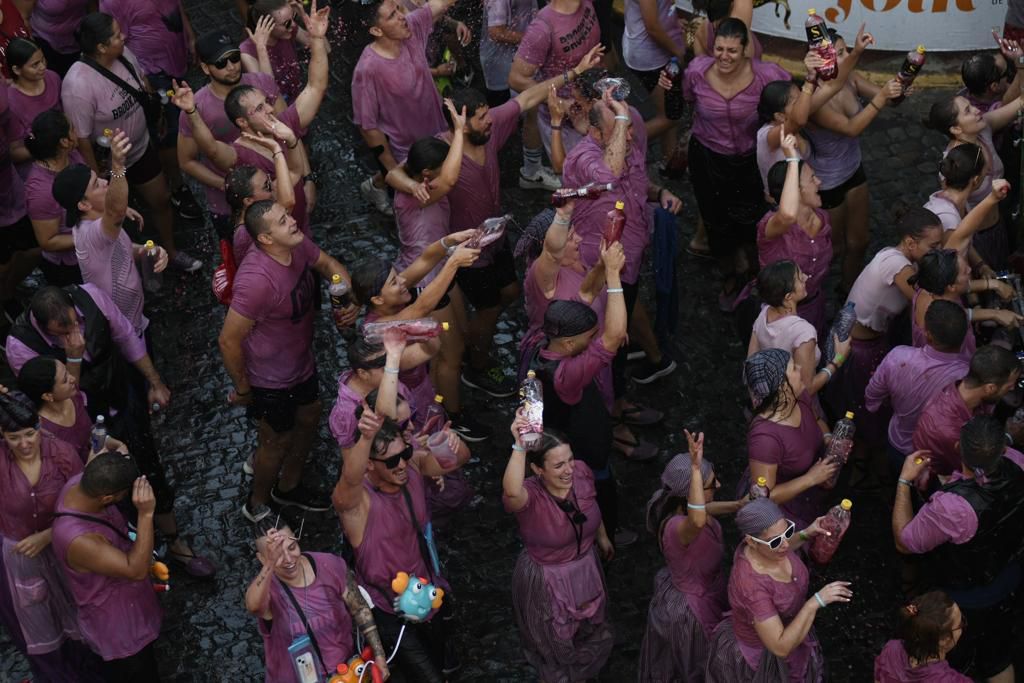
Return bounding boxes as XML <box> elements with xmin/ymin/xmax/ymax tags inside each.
<box><xmin>0</xmin><ymin>390</ymin><xmax>40</xmax><ymax>433</ymax></box>
<box><xmin>543</xmin><ymin>300</ymin><xmax>598</xmax><ymax>339</ymax></box>
<box><xmin>645</xmin><ymin>452</ymin><xmax>716</xmax><ymax>533</ymax></box>
<box><xmin>736</xmin><ymin>497</ymin><xmax>785</xmax><ymax>537</ymax></box>
<box><xmin>743</xmin><ymin>348</ymin><xmax>790</xmax><ymax>407</ymax></box>
<box><xmin>514</xmin><ymin>207</ymin><xmax>556</xmax><ymax>262</ymax></box>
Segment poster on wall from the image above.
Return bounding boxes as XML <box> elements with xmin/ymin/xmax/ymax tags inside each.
<box><xmin>675</xmin><ymin>0</ymin><xmax>1008</xmax><ymax>51</ymax></box>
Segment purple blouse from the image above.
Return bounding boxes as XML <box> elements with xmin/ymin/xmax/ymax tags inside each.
<box><xmin>39</xmin><ymin>391</ymin><xmax>93</xmax><ymax>462</ymax></box>
<box><xmin>757</xmin><ymin>207</ymin><xmax>832</xmax><ymax>334</ymax></box>
<box><xmin>874</xmin><ymin>639</ymin><xmax>971</xmax><ymax>682</ymax></box>
<box><xmin>661</xmin><ymin>515</ymin><xmax>727</xmax><ymax>637</ymax></box>
<box><xmin>0</xmin><ymin>433</ymin><xmax>82</xmax><ymax>539</ymax></box>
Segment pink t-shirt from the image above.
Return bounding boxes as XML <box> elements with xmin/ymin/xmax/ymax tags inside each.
<box><xmin>516</xmin><ymin>0</ymin><xmax>600</xmax><ymax>98</ymax></box>
<box><xmin>229</xmin><ymin>236</ymin><xmax>321</xmax><ymax>389</ymax></box>
<box><xmin>394</xmin><ymin>191</ymin><xmax>449</xmax><ymax>285</ymax></box>
<box><xmin>751</xmin><ymin>306</ymin><xmax>819</xmax><ymax>363</ymax></box>
<box><xmin>683</xmin><ymin>56</ymin><xmax>790</xmax><ymax>156</ymax></box>
<box><xmin>25</xmin><ymin>151</ymin><xmax>85</xmax><ymax>266</ymax></box>
<box><xmin>30</xmin><ymin>0</ymin><xmax>90</xmax><ymax>54</ymax></box>
<box><xmin>178</xmin><ymin>72</ymin><xmax>280</xmax><ymax>217</ymax></box>
<box><xmin>351</xmin><ymin>6</ymin><xmax>447</xmax><ymax>164</ymax></box>
<box><xmin>8</xmin><ymin>70</ymin><xmax>63</xmax><ymax>168</ymax></box>
<box><xmin>0</xmin><ymin>83</ymin><xmax>26</xmax><ymax>227</ymax></box>
<box><xmin>622</xmin><ymin>0</ymin><xmax>682</xmax><ymax>71</ymax></box>
<box><xmin>240</xmin><ymin>36</ymin><xmax>303</xmax><ymax>102</ymax></box>
<box><xmin>523</xmin><ymin>260</ymin><xmax>606</xmax><ymax>351</ymax></box>
<box><xmin>923</xmin><ymin>191</ymin><xmax>961</xmax><ymax>232</ymax></box>
<box><xmin>756</xmin><ymin>123</ymin><xmax>785</xmax><ymax>194</ymax></box>
<box><xmin>99</xmin><ymin>0</ymin><xmax>187</xmax><ymax>77</ymax></box>
<box><xmin>328</xmin><ymin>370</ymin><xmax>416</xmax><ymax>449</ymax></box>
<box><xmin>73</xmin><ymin>216</ymin><xmax>147</xmax><ymax>337</ymax></box>
<box><xmin>912</xmin><ymin>381</ymin><xmax>993</xmax><ymax>478</ymax></box>
<box><xmin>62</xmin><ymin>49</ymin><xmax>150</xmax><ymax>168</ymax></box>
<box><xmin>846</xmin><ymin>247</ymin><xmax>913</xmax><ymax>333</ymax></box>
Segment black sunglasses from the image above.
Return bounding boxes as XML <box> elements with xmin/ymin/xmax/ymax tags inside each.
<box><xmin>555</xmin><ymin>497</ymin><xmax>588</xmax><ymax>526</ymax></box>
<box><xmin>371</xmin><ymin>443</ymin><xmax>413</xmax><ymax>469</ymax></box>
<box><xmin>213</xmin><ymin>52</ymin><xmax>242</xmax><ymax>69</ymax></box>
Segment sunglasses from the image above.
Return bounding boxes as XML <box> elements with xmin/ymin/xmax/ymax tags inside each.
<box><xmin>213</xmin><ymin>52</ymin><xmax>241</xmax><ymax>70</ymax></box>
<box><xmin>371</xmin><ymin>443</ymin><xmax>413</xmax><ymax>469</ymax></box>
<box><xmin>278</xmin><ymin>17</ymin><xmax>294</xmax><ymax>29</ymax></box>
<box><xmin>748</xmin><ymin>520</ymin><xmax>796</xmax><ymax>550</ymax></box>
<box><xmin>555</xmin><ymin>497</ymin><xmax>588</xmax><ymax>525</ymax></box>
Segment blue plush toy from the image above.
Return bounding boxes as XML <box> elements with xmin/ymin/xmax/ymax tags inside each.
<box><xmin>391</xmin><ymin>572</ymin><xmax>444</xmax><ymax>622</ymax></box>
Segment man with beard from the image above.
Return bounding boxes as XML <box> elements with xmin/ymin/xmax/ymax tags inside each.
<box><xmin>912</xmin><ymin>344</ymin><xmax>1021</xmax><ymax>481</ymax></box>
<box><xmin>177</xmin><ymin>30</ymin><xmax>282</xmax><ymax>242</ymax></box>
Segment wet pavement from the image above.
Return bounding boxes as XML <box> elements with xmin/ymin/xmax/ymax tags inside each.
<box><xmin>2</xmin><ymin>1</ymin><xmax>1021</xmax><ymax>681</ymax></box>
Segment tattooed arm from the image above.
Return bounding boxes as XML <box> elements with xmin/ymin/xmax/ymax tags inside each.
<box><xmin>344</xmin><ymin>570</ymin><xmax>390</xmax><ymax>680</ymax></box>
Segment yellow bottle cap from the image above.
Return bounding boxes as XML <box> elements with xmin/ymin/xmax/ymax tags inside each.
<box><xmin>807</xmin><ymin>8</ymin><xmax>817</xmax><ymax>14</ymax></box>
<box><xmin>845</xmin><ymin>411</ymin><xmax>854</xmax><ymax>419</ymax></box>
<box><xmin>144</xmin><ymin>240</ymin><xmax>155</xmax><ymax>249</ymax></box>
<box><xmin>441</xmin><ymin>321</ymin><xmax>450</xmax><ymax>331</ymax></box>
<box><xmin>756</xmin><ymin>476</ymin><xmax>767</xmax><ymax>486</ymax></box>
<box><xmin>166</xmin><ymin>90</ymin><xmax>174</xmax><ymax>97</ymax></box>
<box><xmin>527</xmin><ymin>370</ymin><xmax>536</xmax><ymax>378</ymax></box>
<box><xmin>916</xmin><ymin>45</ymin><xmax>926</xmax><ymax>53</ymax></box>
<box><xmin>614</xmin><ymin>200</ymin><xmax>625</xmax><ymax>210</ymax></box>
<box><xmin>914</xmin><ymin>457</ymin><xmax>923</xmax><ymax>465</ymax></box>
<box><xmin>840</xmin><ymin>499</ymin><xmax>852</xmax><ymax>510</ymax></box>
<box><xmin>331</xmin><ymin>273</ymin><xmax>341</xmax><ymax>284</ymax></box>
<box><xmin>434</xmin><ymin>394</ymin><xmax>444</xmax><ymax>403</ymax></box>
<box><xmin>103</xmin><ymin>128</ymin><xmax>113</xmax><ymax>136</ymax></box>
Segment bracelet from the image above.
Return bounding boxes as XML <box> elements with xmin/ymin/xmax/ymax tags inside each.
<box><xmin>384</xmin><ymin>367</ymin><xmax>400</xmax><ymax>375</ymax></box>
<box><xmin>897</xmin><ymin>478</ymin><xmax>913</xmax><ymax>487</ymax></box>
<box><xmin>1006</xmin><ymin>432</ymin><xmax>1014</xmax><ymax>446</ymax></box>
<box><xmin>686</xmin><ymin>503</ymin><xmax>706</xmax><ymax>510</ymax></box>
<box><xmin>66</xmin><ymin>357</ymin><xmax>83</xmax><ymax>364</ymax></box>
<box><xmin>1018</xmin><ymin>55</ymin><xmax>1024</xmax><ymax>66</ymax></box>
<box><xmin>967</xmin><ymin>307</ymin><xmax>974</xmax><ymax>323</ymax></box>
<box><xmin>802</xmin><ymin>82</ymin><xmax>815</xmax><ymax>93</ymax></box>
<box><xmin>550</xmin><ymin>123</ymin><xmax>562</xmax><ymax>130</ymax></box>
<box><xmin>286</xmin><ymin>139</ymin><xmax>298</xmax><ymax>149</ymax></box>
<box><xmin>563</xmin><ymin>69</ymin><xmax>570</xmax><ymax>87</ymax></box>
<box><xmin>832</xmin><ymin>353</ymin><xmax>845</xmax><ymax>366</ymax></box>
<box><xmin>440</xmin><ymin>236</ymin><xmax>451</xmax><ymax>250</ymax></box>
<box><xmin>272</xmin><ymin>150</ymin><xmax>283</xmax><ymax>158</ymax></box>
<box><xmin>819</xmin><ymin>366</ymin><xmax>832</xmax><ymax>382</ymax></box>
<box><xmin>552</xmin><ymin>216</ymin><xmax>570</xmax><ymax>225</ymax></box>
<box><xmin>109</xmin><ymin>169</ymin><xmax>126</xmax><ymax>180</ymax></box>
<box><xmin>869</xmin><ymin>100</ymin><xmax>882</xmax><ymax>111</ymax></box>
<box><xmin>607</xmin><ymin>287</ymin><xmax>624</xmax><ymax>294</ymax></box>
<box><xmin>785</xmin><ymin>157</ymin><xmax>801</xmax><ymax>163</ymax></box>
<box><xmin>814</xmin><ymin>592</ymin><xmax>826</xmax><ymax>608</ymax></box>
<box><xmin>186</xmin><ymin>106</ymin><xmax>197</xmax><ymax>115</ymax></box>
<box><xmin>512</xmin><ymin>444</ymin><xmax>526</xmax><ymax>452</ymax></box>
<box><xmin>613</xmin><ymin>115</ymin><xmax>630</xmax><ymax>121</ymax></box>
<box><xmin>798</xmin><ymin>530</ymin><xmax>809</xmax><ymax>542</ymax></box>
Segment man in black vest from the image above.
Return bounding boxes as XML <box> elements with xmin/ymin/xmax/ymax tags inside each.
<box><xmin>5</xmin><ymin>284</ymin><xmax>216</xmax><ymax>578</ymax></box>
<box><xmin>893</xmin><ymin>415</ymin><xmax>1024</xmax><ymax>682</ymax></box>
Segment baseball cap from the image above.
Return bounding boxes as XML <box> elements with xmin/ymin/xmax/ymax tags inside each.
<box><xmin>197</xmin><ymin>30</ymin><xmax>241</xmax><ymax>65</ymax></box>
<box><xmin>51</xmin><ymin>164</ymin><xmax>93</xmax><ymax>227</ymax></box>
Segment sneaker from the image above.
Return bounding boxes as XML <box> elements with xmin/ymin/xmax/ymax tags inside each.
<box><xmin>631</xmin><ymin>356</ymin><xmax>677</xmax><ymax>385</ymax></box>
<box><xmin>242</xmin><ymin>452</ymin><xmax>255</xmax><ymax>476</ymax></box>
<box><xmin>242</xmin><ymin>499</ymin><xmax>272</xmax><ymax>522</ymax></box>
<box><xmin>170</xmin><ymin>186</ymin><xmax>203</xmax><ymax>219</ymax></box>
<box><xmin>626</xmin><ymin>343</ymin><xmax>647</xmax><ymax>361</ymax></box>
<box><xmin>360</xmin><ymin>177</ymin><xmax>394</xmax><ymax>217</ymax></box>
<box><xmin>614</xmin><ymin>528</ymin><xmax>639</xmax><ymax>547</ymax></box>
<box><xmin>450</xmin><ymin>412</ymin><xmax>492</xmax><ymax>442</ymax></box>
<box><xmin>461</xmin><ymin>366</ymin><xmax>516</xmax><ymax>398</ymax></box>
<box><xmin>518</xmin><ymin>166</ymin><xmax>561</xmax><ymax>191</ymax></box>
<box><xmin>169</xmin><ymin>250</ymin><xmax>202</xmax><ymax>272</ymax></box>
<box><xmin>271</xmin><ymin>483</ymin><xmax>332</xmax><ymax>512</ymax></box>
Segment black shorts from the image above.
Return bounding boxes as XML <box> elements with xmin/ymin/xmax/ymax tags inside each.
<box><xmin>248</xmin><ymin>372</ymin><xmax>320</xmax><ymax>433</ymax></box>
<box><xmin>628</xmin><ymin>66</ymin><xmax>684</xmax><ymax>120</ymax></box>
<box><xmin>818</xmin><ymin>164</ymin><xmax>867</xmax><ymax>210</ymax></box>
<box><xmin>454</xmin><ymin>243</ymin><xmax>517</xmax><ymax>310</ymax></box>
<box><xmin>210</xmin><ymin>213</ymin><xmax>235</xmax><ymax>242</ymax></box>
<box><xmin>0</xmin><ymin>216</ymin><xmax>38</xmax><ymax>263</ymax></box>
<box><xmin>127</xmin><ymin>143</ymin><xmax>164</xmax><ymax>186</ymax></box>
<box><xmin>146</xmin><ymin>72</ymin><xmax>182</xmax><ymax>148</ymax></box>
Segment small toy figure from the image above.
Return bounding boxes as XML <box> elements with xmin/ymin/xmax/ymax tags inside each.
<box><xmin>391</xmin><ymin>572</ymin><xmax>444</xmax><ymax>622</ymax></box>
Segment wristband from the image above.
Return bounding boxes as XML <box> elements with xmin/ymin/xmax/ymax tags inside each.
<box><xmin>897</xmin><ymin>478</ymin><xmax>913</xmax><ymax>487</ymax></box>
<box><xmin>869</xmin><ymin>100</ymin><xmax>882</xmax><ymax>111</ymax></box>
<box><xmin>286</xmin><ymin>139</ymin><xmax>298</xmax><ymax>149</ymax></box>
<box><xmin>563</xmin><ymin>69</ymin><xmax>570</xmax><ymax>87</ymax></box>
<box><xmin>686</xmin><ymin>503</ymin><xmax>706</xmax><ymax>510</ymax></box>
<box><xmin>968</xmin><ymin>307</ymin><xmax>974</xmax><ymax>323</ymax></box>
<box><xmin>553</xmin><ymin>216</ymin><xmax>570</xmax><ymax>225</ymax></box>
<box><xmin>440</xmin><ymin>236</ymin><xmax>451</xmax><ymax>250</ymax></box>
<box><xmin>66</xmin><ymin>357</ymin><xmax>83</xmax><ymax>364</ymax></box>
<box><xmin>384</xmin><ymin>367</ymin><xmax>400</xmax><ymax>375</ymax></box>
<box><xmin>785</xmin><ymin>157</ymin><xmax>801</xmax><ymax>163</ymax></box>
<box><xmin>550</xmin><ymin>123</ymin><xmax>562</xmax><ymax>130</ymax></box>
<box><xmin>272</xmin><ymin>150</ymin><xmax>283</xmax><ymax>157</ymax></box>
<box><xmin>1018</xmin><ymin>55</ymin><xmax>1024</xmax><ymax>66</ymax></box>
<box><xmin>607</xmin><ymin>287</ymin><xmax>624</xmax><ymax>294</ymax></box>
<box><xmin>823</xmin><ymin>432</ymin><xmax>833</xmax><ymax>442</ymax></box>
<box><xmin>832</xmin><ymin>353</ymin><xmax>845</xmax><ymax>366</ymax></box>
<box><xmin>814</xmin><ymin>592</ymin><xmax>826</xmax><ymax>608</ymax></box>
<box><xmin>186</xmin><ymin>107</ymin><xmax>197</xmax><ymax>115</ymax></box>
<box><xmin>613</xmin><ymin>115</ymin><xmax>630</xmax><ymax>121</ymax></box>
<box><xmin>798</xmin><ymin>530</ymin><xmax>809</xmax><ymax>542</ymax></box>
<box><xmin>512</xmin><ymin>444</ymin><xmax>526</xmax><ymax>452</ymax></box>
<box><xmin>819</xmin><ymin>366</ymin><xmax>832</xmax><ymax>382</ymax></box>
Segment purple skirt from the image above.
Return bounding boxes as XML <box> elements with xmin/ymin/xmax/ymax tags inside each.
<box><xmin>824</xmin><ymin>335</ymin><xmax>891</xmax><ymax>445</ymax></box>
<box><xmin>705</xmin><ymin>617</ymin><xmax>824</xmax><ymax>683</ymax></box>
<box><xmin>511</xmin><ymin>549</ymin><xmax>614</xmax><ymax>683</ymax></box>
<box><xmin>638</xmin><ymin>567</ymin><xmax>717</xmax><ymax>683</ymax></box>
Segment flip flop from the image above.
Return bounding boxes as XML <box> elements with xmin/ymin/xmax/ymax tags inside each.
<box><xmin>618</xmin><ymin>405</ymin><xmax>664</xmax><ymax>426</ymax></box>
<box><xmin>686</xmin><ymin>244</ymin><xmax>713</xmax><ymax>260</ymax></box>
<box><xmin>612</xmin><ymin>434</ymin><xmax>659</xmax><ymax>462</ymax></box>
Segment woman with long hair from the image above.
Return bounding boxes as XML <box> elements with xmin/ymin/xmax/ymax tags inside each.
<box><xmin>6</xmin><ymin>37</ymin><xmax>63</xmax><ymax>177</ymax></box>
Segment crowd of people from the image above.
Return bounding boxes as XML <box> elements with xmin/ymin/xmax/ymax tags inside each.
<box><xmin>0</xmin><ymin>0</ymin><xmax>1024</xmax><ymax>680</ymax></box>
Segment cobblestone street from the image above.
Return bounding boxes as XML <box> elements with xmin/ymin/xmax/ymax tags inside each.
<box><xmin>0</xmin><ymin>0</ymin><xmax>1004</xmax><ymax>679</ymax></box>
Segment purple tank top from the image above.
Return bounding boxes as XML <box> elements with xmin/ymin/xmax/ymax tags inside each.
<box><xmin>805</xmin><ymin>82</ymin><xmax>863</xmax><ymax>190</ymax></box>
<box><xmin>354</xmin><ymin>467</ymin><xmax>449</xmax><ymax>615</ymax></box>
<box><xmin>50</xmin><ymin>475</ymin><xmax>161</xmax><ymax>660</ymax></box>
<box><xmin>40</xmin><ymin>391</ymin><xmax>93</xmax><ymax>462</ymax></box>
<box><xmin>911</xmin><ymin>289</ymin><xmax>975</xmax><ymax>362</ymax></box>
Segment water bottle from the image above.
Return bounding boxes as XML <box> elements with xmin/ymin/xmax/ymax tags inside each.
<box><xmin>362</xmin><ymin>318</ymin><xmax>448</xmax><ymax>344</ymax></box>
<box><xmin>664</xmin><ymin>56</ymin><xmax>681</xmax><ymax>84</ymax></box>
<box><xmin>519</xmin><ymin>370</ymin><xmax>544</xmax><ymax>447</ymax></box>
<box><xmin>141</xmin><ymin>240</ymin><xmax>163</xmax><ymax>294</ymax></box>
<box><xmin>805</xmin><ymin>9</ymin><xmax>837</xmax><ymax>81</ymax></box>
<box><xmin>749</xmin><ymin>476</ymin><xmax>770</xmax><ymax>500</ymax></box>
<box><xmin>551</xmin><ymin>182</ymin><xmax>614</xmax><ymax>208</ymax></box>
<box><xmin>821</xmin><ymin>411</ymin><xmax>855</xmax><ymax>489</ymax></box>
<box><xmin>91</xmin><ymin>415</ymin><xmax>108</xmax><ymax>453</ymax></box>
<box><xmin>465</xmin><ymin>215</ymin><xmax>511</xmax><ymax>249</ymax></box>
<box><xmin>808</xmin><ymin>499</ymin><xmax>852</xmax><ymax>564</ymax></box>
<box><xmin>94</xmin><ymin>128</ymin><xmax>113</xmax><ymax>174</ymax></box>
<box><xmin>892</xmin><ymin>45</ymin><xmax>926</xmax><ymax>106</ymax></box>
<box><xmin>594</xmin><ymin>77</ymin><xmax>630</xmax><ymax>101</ymax></box>
<box><xmin>425</xmin><ymin>394</ymin><xmax>446</xmax><ymax>434</ymax></box>
<box><xmin>823</xmin><ymin>301</ymin><xmax>856</xmax><ymax>362</ymax></box>
<box><xmin>663</xmin><ymin>56</ymin><xmax>684</xmax><ymax>120</ymax></box>
<box><xmin>603</xmin><ymin>201</ymin><xmax>626</xmax><ymax>244</ymax></box>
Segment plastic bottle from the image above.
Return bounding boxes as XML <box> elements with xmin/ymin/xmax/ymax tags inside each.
<box><xmin>805</xmin><ymin>10</ymin><xmax>837</xmax><ymax>81</ymax></box>
<box><xmin>94</xmin><ymin>128</ymin><xmax>113</xmax><ymax>173</ymax></box>
<box><xmin>749</xmin><ymin>476</ymin><xmax>770</xmax><ymax>500</ymax></box>
<box><xmin>96</xmin><ymin>128</ymin><xmax>113</xmax><ymax>149</ymax></box>
<box><xmin>362</xmin><ymin>318</ymin><xmax>448</xmax><ymax>344</ymax></box>
<box><xmin>663</xmin><ymin>56</ymin><xmax>685</xmax><ymax>120</ymax></box>
<box><xmin>892</xmin><ymin>45</ymin><xmax>926</xmax><ymax>106</ymax></box>
<box><xmin>140</xmin><ymin>240</ymin><xmax>163</xmax><ymax>294</ymax></box>
<box><xmin>465</xmin><ymin>215</ymin><xmax>511</xmax><ymax>249</ymax></box>
<box><xmin>664</xmin><ymin>56</ymin><xmax>681</xmax><ymax>84</ymax></box>
<box><xmin>823</xmin><ymin>301</ymin><xmax>856</xmax><ymax>362</ymax></box>
<box><xmin>425</xmin><ymin>394</ymin><xmax>447</xmax><ymax>434</ymax></box>
<box><xmin>519</xmin><ymin>370</ymin><xmax>544</xmax><ymax>447</ymax></box>
<box><xmin>594</xmin><ymin>77</ymin><xmax>630</xmax><ymax>101</ymax></box>
<box><xmin>808</xmin><ymin>499</ymin><xmax>853</xmax><ymax>564</ymax></box>
<box><xmin>91</xmin><ymin>415</ymin><xmax>107</xmax><ymax>453</ymax></box>
<box><xmin>551</xmin><ymin>182</ymin><xmax>614</xmax><ymax>207</ymax></box>
<box><xmin>821</xmin><ymin>412</ymin><xmax>855</xmax><ymax>489</ymax></box>
<box><xmin>603</xmin><ymin>201</ymin><xmax>626</xmax><ymax>244</ymax></box>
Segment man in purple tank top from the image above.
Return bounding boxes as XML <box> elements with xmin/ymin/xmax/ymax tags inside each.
<box><xmin>333</xmin><ymin>409</ymin><xmax>469</xmax><ymax>682</ymax></box>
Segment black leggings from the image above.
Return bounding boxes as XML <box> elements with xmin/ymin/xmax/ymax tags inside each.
<box><xmin>101</xmin><ymin>641</ymin><xmax>160</xmax><ymax>681</ymax></box>
<box><xmin>594</xmin><ymin>474</ymin><xmax>619</xmax><ymax>537</ymax></box>
<box><xmin>374</xmin><ymin>603</ymin><xmax>452</xmax><ymax>683</ymax></box>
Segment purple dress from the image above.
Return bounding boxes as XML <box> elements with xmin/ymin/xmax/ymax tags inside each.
<box><xmin>911</xmin><ymin>289</ymin><xmax>975</xmax><ymax>363</ymax></box>
<box><xmin>39</xmin><ymin>391</ymin><xmax>93</xmax><ymax>462</ymax></box>
<box><xmin>874</xmin><ymin>640</ymin><xmax>970</xmax><ymax>682</ymax></box>
<box><xmin>639</xmin><ymin>515</ymin><xmax>727</xmax><ymax>683</ymax></box>
<box><xmin>706</xmin><ymin>546</ymin><xmax>824</xmax><ymax>682</ymax></box>
<box><xmin>503</xmin><ymin>462</ymin><xmax>613</xmax><ymax>683</ymax></box>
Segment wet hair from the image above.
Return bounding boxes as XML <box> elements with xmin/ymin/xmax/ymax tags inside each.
<box><xmin>76</xmin><ymin>13</ymin><xmax>116</xmax><ymax>56</ymax></box>
<box><xmin>346</xmin><ymin>337</ymin><xmax>387</xmax><ymax>371</ymax></box>
<box><xmin>826</xmin><ymin>28</ymin><xmax>844</xmax><ymax>44</ymax></box>
<box><xmin>16</xmin><ymin>356</ymin><xmax>60</xmax><ymax>408</ymax></box>
<box><xmin>25</xmin><ymin>110</ymin><xmax>72</xmax><ymax>161</ymax></box>
<box><xmin>243</xmin><ymin>199</ymin><xmax>276</xmax><ymax>240</ymax></box>
<box><xmin>766</xmin><ymin>159</ymin><xmax>806</xmax><ymax>204</ymax></box>
<box><xmin>368</xmin><ymin>417</ymin><xmax>403</xmax><ymax>457</ymax></box>
<box><xmin>961</xmin><ymin>53</ymin><xmax>1002</xmax><ymax>96</ymax></box>
<box><xmin>757</xmin><ymin>81</ymin><xmax>796</xmax><ymax>124</ymax></box>
<box><xmin>926</xmin><ymin>98</ymin><xmax>960</xmax><ymax>140</ymax></box>
<box><xmin>757</xmin><ymin>260</ymin><xmax>800</xmax><ymax>307</ymax></box>
<box><xmin>543</xmin><ymin>300</ymin><xmax>598</xmax><ymax>339</ymax></box>
<box><xmin>574</xmin><ymin>68</ymin><xmax>609</xmax><ymax>101</ymax></box>
<box><xmin>405</xmin><ymin>138</ymin><xmax>450</xmax><ymax>178</ymax></box>
<box><xmin>898</xmin><ymin>591</ymin><xmax>957</xmax><ymax>663</ymax></box>
<box><xmin>939</xmin><ymin>143</ymin><xmax>985</xmax><ymax>190</ymax></box>
<box><xmin>714</xmin><ymin>17</ymin><xmax>749</xmax><ymax>48</ymax></box>
<box><xmin>28</xmin><ymin>286</ymin><xmax>75</xmax><ymax>330</ymax></box>
<box><xmin>6</xmin><ymin>37</ymin><xmax>41</xmax><ymax>79</ymax></box>
<box><xmin>908</xmin><ymin>249</ymin><xmax>958</xmax><ymax>295</ymax></box>
<box><xmin>225</xmin><ymin>85</ymin><xmax>258</xmax><ymax>128</ymax></box>
<box><xmin>923</xmin><ymin>299</ymin><xmax>967</xmax><ymax>352</ymax></box>
<box><xmin>964</xmin><ymin>344</ymin><xmax>1018</xmax><ymax>388</ymax></box>
<box><xmin>351</xmin><ymin>258</ymin><xmax>392</xmax><ymax>308</ymax></box>
<box><xmin>895</xmin><ymin>207</ymin><xmax>942</xmax><ymax>242</ymax></box>
<box><xmin>0</xmin><ymin>391</ymin><xmax>39</xmax><ymax>433</ymax></box>
<box><xmin>524</xmin><ymin>430</ymin><xmax>570</xmax><ymax>469</ymax></box>
<box><xmin>443</xmin><ymin>89</ymin><xmax>488</xmax><ymax>130</ymax></box>
<box><xmin>250</xmin><ymin>0</ymin><xmax>288</xmax><ymax>29</ymax></box>
<box><xmin>225</xmin><ymin>165</ymin><xmax>260</xmax><ymax>214</ymax></box>
<box><xmin>587</xmin><ymin>101</ymin><xmax>605</xmax><ymax>129</ymax></box>
<box><xmin>358</xmin><ymin>0</ymin><xmax>385</xmax><ymax>31</ymax></box>
<box><xmin>704</xmin><ymin>0</ymin><xmax>734</xmax><ymax>22</ymax></box>
<box><xmin>960</xmin><ymin>414</ymin><xmax>1006</xmax><ymax>473</ymax></box>
<box><xmin>80</xmin><ymin>451</ymin><xmax>140</xmax><ymax>498</ymax></box>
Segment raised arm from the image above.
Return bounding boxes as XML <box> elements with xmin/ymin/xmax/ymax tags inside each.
<box><xmin>514</xmin><ymin>44</ymin><xmax>604</xmax><ymax>113</ymax></box>
<box><xmin>242</xmin><ymin>15</ymin><xmax>276</xmax><ymax>75</ymax></box>
<box><xmin>810</xmin><ymin>79</ymin><xmax>901</xmax><ymax>138</ymax></box>
<box><xmin>100</xmin><ymin>131</ymin><xmax>131</xmax><ymax>239</ymax></box>
<box><xmin>293</xmin><ymin>0</ymin><xmax>330</xmax><ymax>129</ymax></box>
<box><xmin>174</xmin><ymin>81</ymin><xmax>238</xmax><ymax>171</ymax></box>
<box><xmin>502</xmin><ymin>410</ymin><xmax>532</xmax><ymax>512</ymax></box>
<box><xmin>602</xmin><ymin>93</ymin><xmax>631</xmax><ymax>176</ymax></box>
<box><xmin>393</xmin><ymin>240</ymin><xmax>479</xmax><ymax>319</ymax></box>
<box><xmin>754</xmin><ymin>580</ymin><xmax>851</xmax><ymax>657</ymax></box>
<box><xmin>534</xmin><ymin>203</ymin><xmax>575</xmax><ymax>296</ymax></box>
<box><xmin>945</xmin><ymin>179</ymin><xmax>1009</xmax><ymax>253</ymax></box>
<box><xmin>374</xmin><ymin>330</ymin><xmax>407</xmax><ymax>419</ymax></box>
<box><xmin>245</xmin><ymin>531</ymin><xmax>284</xmax><ymax>618</ymax></box>
<box><xmin>66</xmin><ymin>477</ymin><xmax>155</xmax><ymax>581</ymax></box>
<box><xmin>983</xmin><ymin>93</ymin><xmax>1024</xmax><ymax>133</ymax></box>
<box><xmin>427</xmin><ymin>0</ymin><xmax>457</xmax><ymax>21</ymax></box>
<box><xmin>600</xmin><ymin>241</ymin><xmax>627</xmax><ymax>352</ymax></box>
<box><xmin>332</xmin><ymin>409</ymin><xmax>383</xmax><ymax>513</ymax></box>
<box><xmin>674</xmin><ymin>430</ymin><xmax>708</xmax><ymax>545</ymax></box>
<box><xmin>763</xmin><ymin>137</ymin><xmax>801</xmax><ymax>239</ymax></box>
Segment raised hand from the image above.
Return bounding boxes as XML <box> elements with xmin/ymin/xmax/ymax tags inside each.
<box><xmin>573</xmin><ymin>43</ymin><xmax>605</xmax><ymax>76</ymax></box>
<box><xmin>110</xmin><ymin>129</ymin><xmax>132</xmax><ymax>169</ymax></box>
<box><xmin>443</xmin><ymin>99</ymin><xmax>466</xmax><ymax>132</ymax></box>
<box><xmin>684</xmin><ymin>429</ymin><xmax>704</xmax><ymax>465</ymax></box>
<box><xmin>169</xmin><ymin>79</ymin><xmax>195</xmax><ymax>113</ymax></box>
<box><xmin>241</xmin><ymin>131</ymin><xmax>283</xmax><ymax>154</ymax></box>
<box><xmin>303</xmin><ymin>0</ymin><xmax>331</xmax><ymax>40</ymax></box>
<box><xmin>132</xmin><ymin>476</ymin><xmax>156</xmax><ymax>516</ymax></box>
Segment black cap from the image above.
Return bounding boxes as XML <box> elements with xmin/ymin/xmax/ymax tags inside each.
<box><xmin>51</xmin><ymin>164</ymin><xmax>92</xmax><ymax>227</ymax></box>
<box><xmin>197</xmin><ymin>30</ymin><xmax>240</xmax><ymax>65</ymax></box>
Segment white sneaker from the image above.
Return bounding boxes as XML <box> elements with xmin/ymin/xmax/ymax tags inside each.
<box><xmin>518</xmin><ymin>166</ymin><xmax>562</xmax><ymax>191</ymax></box>
<box><xmin>360</xmin><ymin>177</ymin><xmax>394</xmax><ymax>216</ymax></box>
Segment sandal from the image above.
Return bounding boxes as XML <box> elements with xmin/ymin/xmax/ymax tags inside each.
<box><xmin>612</xmin><ymin>433</ymin><xmax>659</xmax><ymax>462</ymax></box>
<box><xmin>686</xmin><ymin>243</ymin><xmax>713</xmax><ymax>260</ymax></box>
<box><xmin>164</xmin><ymin>535</ymin><xmax>218</xmax><ymax>579</ymax></box>
<box><xmin>618</xmin><ymin>405</ymin><xmax>664</xmax><ymax>426</ymax></box>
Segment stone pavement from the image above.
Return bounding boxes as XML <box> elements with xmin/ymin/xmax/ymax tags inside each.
<box><xmin>0</xmin><ymin>0</ymin><xmax>1000</xmax><ymax>679</ymax></box>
